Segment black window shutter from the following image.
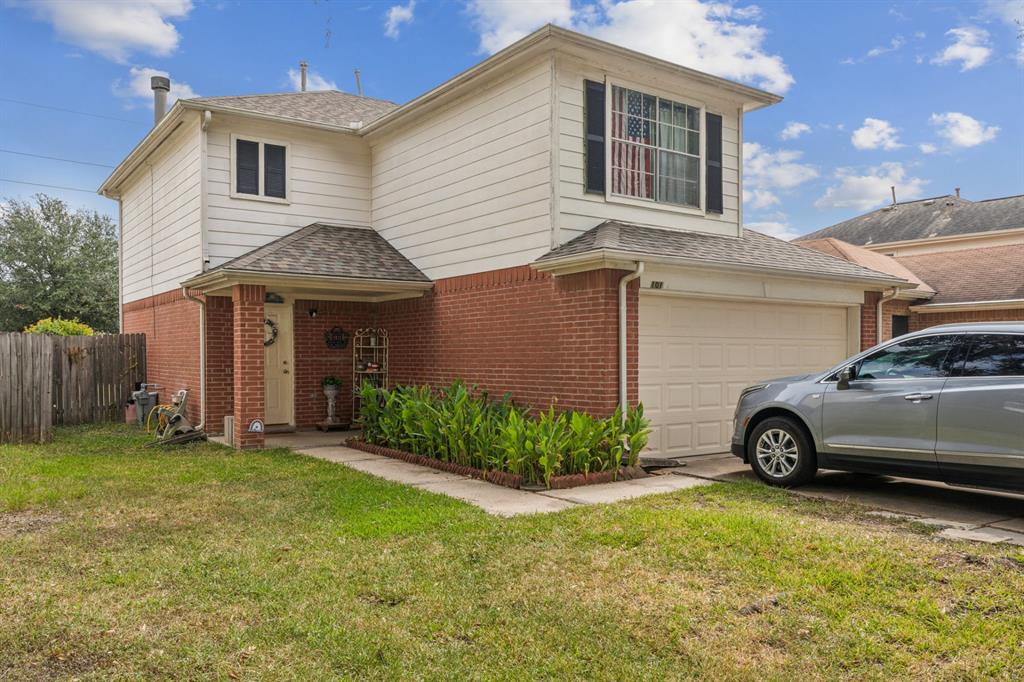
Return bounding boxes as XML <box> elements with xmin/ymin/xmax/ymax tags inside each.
<box><xmin>584</xmin><ymin>80</ymin><xmax>605</xmax><ymax>194</ymax></box>
<box><xmin>264</xmin><ymin>144</ymin><xmax>286</xmax><ymax>199</ymax></box>
<box><xmin>236</xmin><ymin>139</ymin><xmax>259</xmax><ymax>195</ymax></box>
<box><xmin>706</xmin><ymin>113</ymin><xmax>724</xmax><ymax>214</ymax></box>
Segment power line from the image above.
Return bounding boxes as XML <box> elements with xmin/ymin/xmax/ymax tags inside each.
<box><xmin>0</xmin><ymin>97</ymin><xmax>145</xmax><ymax>124</ymax></box>
<box><xmin>0</xmin><ymin>178</ymin><xmax>98</xmax><ymax>194</ymax></box>
<box><xmin>0</xmin><ymin>148</ymin><xmax>115</xmax><ymax>169</ymax></box>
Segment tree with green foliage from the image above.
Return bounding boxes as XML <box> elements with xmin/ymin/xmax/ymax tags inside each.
<box><xmin>24</xmin><ymin>317</ymin><xmax>95</xmax><ymax>336</ymax></box>
<box><xmin>0</xmin><ymin>194</ymin><xmax>118</xmax><ymax>333</ymax></box>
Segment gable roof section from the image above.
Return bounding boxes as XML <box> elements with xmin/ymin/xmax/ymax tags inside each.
<box><xmin>185</xmin><ymin>90</ymin><xmax>398</xmax><ymax>129</ymax></box>
<box><xmin>801</xmin><ymin>194</ymin><xmax>1024</xmax><ymax>246</ymax></box>
<box><xmin>535</xmin><ymin>221</ymin><xmax>906</xmax><ymax>286</ymax></box>
<box><xmin>895</xmin><ymin>244</ymin><xmax>1024</xmax><ymax>305</ymax></box>
<box><xmin>202</xmin><ymin>223</ymin><xmax>429</xmax><ymax>283</ymax></box>
<box><xmin>799</xmin><ymin>238</ymin><xmax>934</xmax><ymax>297</ymax></box>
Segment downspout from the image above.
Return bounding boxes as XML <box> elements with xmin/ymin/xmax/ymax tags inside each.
<box><xmin>876</xmin><ymin>288</ymin><xmax>898</xmax><ymax>345</ymax></box>
<box><xmin>618</xmin><ymin>261</ymin><xmax>644</xmax><ymax>420</ymax></box>
<box><xmin>182</xmin><ymin>287</ymin><xmax>206</xmax><ymax>431</ymax></box>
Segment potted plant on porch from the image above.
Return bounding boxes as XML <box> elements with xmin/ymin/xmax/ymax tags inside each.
<box><xmin>317</xmin><ymin>376</ymin><xmax>348</xmax><ymax>432</ymax></box>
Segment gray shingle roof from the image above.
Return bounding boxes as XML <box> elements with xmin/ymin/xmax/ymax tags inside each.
<box><xmin>801</xmin><ymin>194</ymin><xmax>1024</xmax><ymax>246</ymax></box>
<box><xmin>209</xmin><ymin>223</ymin><xmax>429</xmax><ymax>283</ymax></box>
<box><xmin>185</xmin><ymin>91</ymin><xmax>398</xmax><ymax>128</ymax></box>
<box><xmin>895</xmin><ymin>244</ymin><xmax>1024</xmax><ymax>305</ymax></box>
<box><xmin>536</xmin><ymin>221</ymin><xmax>905</xmax><ymax>284</ymax></box>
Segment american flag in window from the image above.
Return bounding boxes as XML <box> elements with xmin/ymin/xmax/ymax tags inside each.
<box><xmin>610</xmin><ymin>85</ymin><xmax>700</xmax><ymax>208</ymax></box>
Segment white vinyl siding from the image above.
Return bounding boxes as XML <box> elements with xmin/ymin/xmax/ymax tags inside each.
<box><xmin>556</xmin><ymin>55</ymin><xmax>742</xmax><ymax>244</ymax></box>
<box><xmin>120</xmin><ymin>114</ymin><xmax>202</xmax><ymax>303</ymax></box>
<box><xmin>205</xmin><ymin>115</ymin><xmax>371</xmax><ymax>267</ymax></box>
<box><xmin>369</xmin><ymin>57</ymin><xmax>553</xmax><ymax>280</ymax></box>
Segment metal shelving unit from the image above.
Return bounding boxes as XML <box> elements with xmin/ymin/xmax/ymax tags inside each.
<box><xmin>352</xmin><ymin>328</ymin><xmax>388</xmax><ymax>422</ymax></box>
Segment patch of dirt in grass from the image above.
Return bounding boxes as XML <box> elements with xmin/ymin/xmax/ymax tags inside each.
<box><xmin>0</xmin><ymin>509</ymin><xmax>62</xmax><ymax>538</ymax></box>
<box><xmin>934</xmin><ymin>551</ymin><xmax>1024</xmax><ymax>573</ymax></box>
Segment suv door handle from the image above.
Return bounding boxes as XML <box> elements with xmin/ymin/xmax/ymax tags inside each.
<box><xmin>904</xmin><ymin>393</ymin><xmax>933</xmax><ymax>401</ymax></box>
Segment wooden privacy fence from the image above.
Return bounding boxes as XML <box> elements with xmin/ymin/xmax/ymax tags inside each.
<box><xmin>0</xmin><ymin>333</ymin><xmax>146</xmax><ymax>444</ymax></box>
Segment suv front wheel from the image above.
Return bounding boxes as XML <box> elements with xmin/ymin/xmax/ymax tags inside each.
<box><xmin>747</xmin><ymin>416</ymin><xmax>817</xmax><ymax>487</ymax></box>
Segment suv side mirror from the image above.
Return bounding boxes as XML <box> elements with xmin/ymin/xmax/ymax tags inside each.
<box><xmin>837</xmin><ymin>365</ymin><xmax>856</xmax><ymax>390</ymax></box>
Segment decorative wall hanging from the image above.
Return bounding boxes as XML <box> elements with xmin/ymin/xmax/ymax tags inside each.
<box><xmin>264</xmin><ymin>318</ymin><xmax>279</xmax><ymax>346</ymax></box>
<box><xmin>265</xmin><ymin>292</ymin><xmax>285</xmax><ymax>304</ymax></box>
<box><xmin>324</xmin><ymin>326</ymin><xmax>349</xmax><ymax>349</ymax></box>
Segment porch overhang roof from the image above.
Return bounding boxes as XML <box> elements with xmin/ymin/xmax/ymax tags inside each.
<box><xmin>181</xmin><ymin>268</ymin><xmax>433</xmax><ymax>302</ymax></box>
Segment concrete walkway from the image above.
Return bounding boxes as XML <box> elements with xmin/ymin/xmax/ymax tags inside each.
<box><xmin>289</xmin><ymin>441</ymin><xmax>712</xmax><ymax>517</ymax></box>
<box><xmin>676</xmin><ymin>453</ymin><xmax>1024</xmax><ymax>546</ymax></box>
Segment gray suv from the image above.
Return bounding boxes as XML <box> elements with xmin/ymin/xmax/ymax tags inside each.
<box><xmin>731</xmin><ymin>323</ymin><xmax>1024</xmax><ymax>490</ymax></box>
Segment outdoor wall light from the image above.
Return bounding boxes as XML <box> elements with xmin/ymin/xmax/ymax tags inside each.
<box><xmin>309</xmin><ymin>308</ymin><xmax>318</xmax><ymax>318</ymax></box>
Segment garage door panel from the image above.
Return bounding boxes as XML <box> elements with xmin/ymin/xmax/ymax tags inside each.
<box><xmin>641</xmin><ymin>294</ymin><xmax>850</xmax><ymax>458</ymax></box>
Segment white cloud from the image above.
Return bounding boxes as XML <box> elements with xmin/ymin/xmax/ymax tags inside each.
<box><xmin>929</xmin><ymin>112</ymin><xmax>999</xmax><ymax>147</ymax></box>
<box><xmin>983</xmin><ymin>0</ymin><xmax>1024</xmax><ymax>66</ymax></box>
<box><xmin>746</xmin><ymin>221</ymin><xmax>800</xmax><ymax>241</ymax></box>
<box><xmin>24</xmin><ymin>0</ymin><xmax>192</xmax><ymax>63</ymax></box>
<box><xmin>931</xmin><ymin>26</ymin><xmax>992</xmax><ymax>71</ymax></box>
<box><xmin>467</xmin><ymin>0</ymin><xmax>794</xmax><ymax>93</ymax></box>
<box><xmin>746</xmin><ymin>189</ymin><xmax>781</xmax><ymax>209</ymax></box>
<box><xmin>919</xmin><ymin>143</ymin><xmax>938</xmax><ymax>154</ymax></box>
<box><xmin>114</xmin><ymin>66</ymin><xmax>197</xmax><ymax>109</ymax></box>
<box><xmin>851</xmin><ymin>118</ymin><xmax>903</xmax><ymax>151</ymax></box>
<box><xmin>866</xmin><ymin>35</ymin><xmax>905</xmax><ymax>58</ymax></box>
<box><xmin>815</xmin><ymin>162</ymin><xmax>927</xmax><ymax>211</ymax></box>
<box><xmin>287</xmin><ymin>68</ymin><xmax>338</xmax><ymax>92</ymax></box>
<box><xmin>779</xmin><ymin>121</ymin><xmax>811</xmax><ymax>140</ymax></box>
<box><xmin>385</xmin><ymin>0</ymin><xmax>416</xmax><ymax>39</ymax></box>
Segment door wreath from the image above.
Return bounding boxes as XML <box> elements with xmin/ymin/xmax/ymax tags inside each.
<box><xmin>264</xmin><ymin>318</ymin><xmax>279</xmax><ymax>346</ymax></box>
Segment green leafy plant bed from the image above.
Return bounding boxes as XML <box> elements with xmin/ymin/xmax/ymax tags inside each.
<box><xmin>356</xmin><ymin>381</ymin><xmax>651</xmax><ymax>489</ymax></box>
<box><xmin>345</xmin><ymin>438</ymin><xmax>648</xmax><ymax>490</ymax></box>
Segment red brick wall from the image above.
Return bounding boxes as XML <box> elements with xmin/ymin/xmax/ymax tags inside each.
<box><xmin>122</xmin><ymin>289</ymin><xmax>201</xmax><ymax>425</ymax></box>
<box><xmin>910</xmin><ymin>307</ymin><xmax>1024</xmax><ymax>331</ymax></box>
<box><xmin>232</xmin><ymin>284</ymin><xmax>265</xmax><ymax>449</ymax></box>
<box><xmin>292</xmin><ymin>299</ymin><xmax>376</xmax><ymax>427</ymax></box>
<box><xmin>205</xmin><ymin>296</ymin><xmax>234</xmax><ymax>435</ymax></box>
<box><xmin>377</xmin><ymin>266</ymin><xmax>638</xmax><ymax>416</ymax></box>
<box><xmin>860</xmin><ymin>291</ymin><xmax>881</xmax><ymax>350</ymax></box>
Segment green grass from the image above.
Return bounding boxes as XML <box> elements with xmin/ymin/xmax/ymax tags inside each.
<box><xmin>2</xmin><ymin>425</ymin><xmax>1023</xmax><ymax>680</ymax></box>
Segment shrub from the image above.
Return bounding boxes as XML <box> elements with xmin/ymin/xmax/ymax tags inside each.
<box><xmin>23</xmin><ymin>317</ymin><xmax>95</xmax><ymax>336</ymax></box>
<box><xmin>357</xmin><ymin>381</ymin><xmax>650</xmax><ymax>487</ymax></box>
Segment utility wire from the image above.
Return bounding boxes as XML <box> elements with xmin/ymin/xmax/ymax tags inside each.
<box><xmin>0</xmin><ymin>178</ymin><xmax>98</xmax><ymax>194</ymax></box>
<box><xmin>0</xmin><ymin>97</ymin><xmax>145</xmax><ymax>124</ymax></box>
<box><xmin>0</xmin><ymin>148</ymin><xmax>115</xmax><ymax>168</ymax></box>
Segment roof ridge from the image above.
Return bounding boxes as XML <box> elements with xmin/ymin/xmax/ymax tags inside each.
<box><xmin>187</xmin><ymin>90</ymin><xmax>397</xmax><ymax>105</ymax></box>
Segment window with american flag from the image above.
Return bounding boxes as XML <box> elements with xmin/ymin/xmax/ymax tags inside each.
<box><xmin>610</xmin><ymin>86</ymin><xmax>701</xmax><ymax>209</ymax></box>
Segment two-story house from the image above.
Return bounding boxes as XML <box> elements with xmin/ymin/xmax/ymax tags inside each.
<box><xmin>99</xmin><ymin>25</ymin><xmax>903</xmax><ymax>456</ymax></box>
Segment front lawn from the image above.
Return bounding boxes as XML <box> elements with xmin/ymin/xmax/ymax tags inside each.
<box><xmin>2</xmin><ymin>425</ymin><xmax>1023</xmax><ymax>680</ymax></box>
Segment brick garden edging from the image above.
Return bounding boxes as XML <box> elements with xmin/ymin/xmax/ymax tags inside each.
<box><xmin>344</xmin><ymin>439</ymin><xmax>647</xmax><ymax>491</ymax></box>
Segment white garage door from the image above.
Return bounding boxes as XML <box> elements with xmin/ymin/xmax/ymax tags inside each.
<box><xmin>639</xmin><ymin>295</ymin><xmax>851</xmax><ymax>458</ymax></box>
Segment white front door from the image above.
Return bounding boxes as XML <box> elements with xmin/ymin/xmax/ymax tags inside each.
<box><xmin>264</xmin><ymin>303</ymin><xmax>294</xmax><ymax>426</ymax></box>
<box><xmin>639</xmin><ymin>294</ymin><xmax>851</xmax><ymax>458</ymax></box>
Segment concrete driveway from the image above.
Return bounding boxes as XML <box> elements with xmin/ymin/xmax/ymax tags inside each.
<box><xmin>677</xmin><ymin>454</ymin><xmax>1024</xmax><ymax>545</ymax></box>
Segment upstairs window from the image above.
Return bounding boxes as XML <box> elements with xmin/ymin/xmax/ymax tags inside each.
<box><xmin>233</xmin><ymin>136</ymin><xmax>288</xmax><ymax>201</ymax></box>
<box><xmin>609</xmin><ymin>86</ymin><xmax>701</xmax><ymax>209</ymax></box>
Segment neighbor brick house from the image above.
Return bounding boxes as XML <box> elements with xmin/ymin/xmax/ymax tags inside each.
<box><xmin>801</xmin><ymin>193</ymin><xmax>1024</xmax><ymax>345</ymax></box>
<box><xmin>100</xmin><ymin>25</ymin><xmax>903</xmax><ymax>456</ymax></box>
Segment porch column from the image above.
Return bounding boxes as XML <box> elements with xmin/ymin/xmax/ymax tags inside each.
<box><xmin>232</xmin><ymin>284</ymin><xmax>265</xmax><ymax>449</ymax></box>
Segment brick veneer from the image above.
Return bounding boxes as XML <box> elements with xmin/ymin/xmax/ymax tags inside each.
<box><xmin>292</xmin><ymin>299</ymin><xmax>375</xmax><ymax>426</ymax></box>
<box><xmin>205</xmin><ymin>296</ymin><xmax>234</xmax><ymax>435</ymax></box>
<box><xmin>232</xmin><ymin>284</ymin><xmax>265</xmax><ymax>449</ymax></box>
<box><xmin>122</xmin><ymin>289</ymin><xmax>201</xmax><ymax>424</ymax></box>
<box><xmin>860</xmin><ymin>294</ymin><xmax>1024</xmax><ymax>349</ymax></box>
<box><xmin>860</xmin><ymin>291</ymin><xmax>881</xmax><ymax>350</ymax></box>
<box><xmin>910</xmin><ymin>307</ymin><xmax>1024</xmax><ymax>330</ymax></box>
<box><xmin>377</xmin><ymin>266</ymin><xmax>638</xmax><ymax>416</ymax></box>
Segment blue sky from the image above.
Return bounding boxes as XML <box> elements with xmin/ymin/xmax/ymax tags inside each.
<box><xmin>1</xmin><ymin>0</ymin><xmax>1021</xmax><ymax>240</ymax></box>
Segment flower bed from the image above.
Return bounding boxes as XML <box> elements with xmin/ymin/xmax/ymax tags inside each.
<box><xmin>356</xmin><ymin>381</ymin><xmax>651</xmax><ymax>489</ymax></box>
<box><xmin>346</xmin><ymin>438</ymin><xmax>648</xmax><ymax>490</ymax></box>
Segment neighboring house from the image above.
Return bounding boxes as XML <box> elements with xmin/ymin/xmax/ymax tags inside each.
<box><xmin>99</xmin><ymin>25</ymin><xmax>903</xmax><ymax>457</ymax></box>
<box><xmin>801</xmin><ymin>194</ymin><xmax>1024</xmax><ymax>345</ymax></box>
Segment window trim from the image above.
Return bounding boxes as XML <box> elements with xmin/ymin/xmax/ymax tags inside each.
<box><xmin>603</xmin><ymin>77</ymin><xmax>707</xmax><ymax>217</ymax></box>
<box><xmin>229</xmin><ymin>133</ymin><xmax>291</xmax><ymax>204</ymax></box>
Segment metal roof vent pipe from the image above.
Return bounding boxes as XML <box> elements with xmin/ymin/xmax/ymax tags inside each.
<box><xmin>151</xmin><ymin>76</ymin><xmax>170</xmax><ymax>125</ymax></box>
<box><xmin>300</xmin><ymin>61</ymin><xmax>308</xmax><ymax>92</ymax></box>
<box><xmin>955</xmin><ymin>186</ymin><xmax>961</xmax><ymax>199</ymax></box>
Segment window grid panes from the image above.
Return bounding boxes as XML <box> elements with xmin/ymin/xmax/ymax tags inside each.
<box><xmin>610</xmin><ymin>86</ymin><xmax>700</xmax><ymax>208</ymax></box>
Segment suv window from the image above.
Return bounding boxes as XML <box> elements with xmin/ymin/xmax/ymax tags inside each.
<box><xmin>857</xmin><ymin>335</ymin><xmax>958</xmax><ymax>380</ymax></box>
<box><xmin>959</xmin><ymin>334</ymin><xmax>1024</xmax><ymax>377</ymax></box>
